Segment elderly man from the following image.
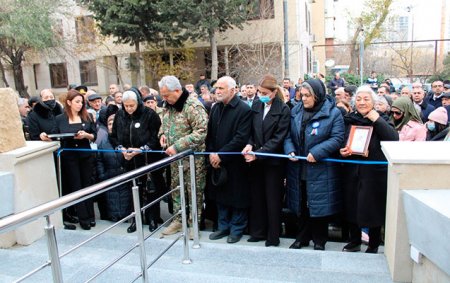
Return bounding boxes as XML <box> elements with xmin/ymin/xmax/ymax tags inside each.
<box><xmin>158</xmin><ymin>75</ymin><xmax>209</xmax><ymax>236</ymax></box>
<box><xmin>206</xmin><ymin>76</ymin><xmax>252</xmax><ymax>244</ymax></box>
<box><xmin>87</xmin><ymin>93</ymin><xmax>104</xmax><ymax>120</ymax></box>
<box><xmin>139</xmin><ymin>85</ymin><xmax>151</xmax><ymax>99</ymax></box>
<box><xmin>412</xmin><ymin>82</ymin><xmax>435</xmax><ymax>123</ymax></box>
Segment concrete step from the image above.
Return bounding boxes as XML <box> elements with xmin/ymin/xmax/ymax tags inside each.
<box><xmin>0</xmin><ymin>220</ymin><xmax>392</xmax><ymax>283</ymax></box>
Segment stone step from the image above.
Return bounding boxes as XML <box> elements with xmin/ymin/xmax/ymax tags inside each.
<box><xmin>0</xmin><ymin>221</ymin><xmax>392</xmax><ymax>283</ymax></box>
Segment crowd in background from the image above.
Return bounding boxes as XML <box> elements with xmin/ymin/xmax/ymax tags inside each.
<box><xmin>15</xmin><ymin>71</ymin><xmax>450</xmax><ymax>253</ymax></box>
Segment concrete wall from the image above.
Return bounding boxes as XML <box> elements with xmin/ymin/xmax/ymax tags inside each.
<box><xmin>381</xmin><ymin>142</ymin><xmax>450</xmax><ymax>283</ymax></box>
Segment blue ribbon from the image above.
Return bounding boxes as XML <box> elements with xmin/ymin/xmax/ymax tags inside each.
<box><xmin>56</xmin><ymin>148</ymin><xmax>388</xmax><ymax>165</ymax></box>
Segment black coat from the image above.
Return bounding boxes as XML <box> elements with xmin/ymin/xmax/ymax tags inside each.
<box><xmin>110</xmin><ymin>103</ymin><xmax>162</xmax><ymax>171</ymax></box>
<box><xmin>206</xmin><ymin>95</ymin><xmax>252</xmax><ymax>208</ymax></box>
<box><xmin>342</xmin><ymin>111</ymin><xmax>399</xmax><ymax>227</ymax></box>
<box><xmin>248</xmin><ymin>97</ymin><xmax>290</xmax><ymax>165</ymax></box>
<box><xmin>27</xmin><ymin>102</ymin><xmax>63</xmax><ymax>140</ymax></box>
<box><xmin>96</xmin><ymin>136</ymin><xmax>131</xmax><ymax>221</ymax></box>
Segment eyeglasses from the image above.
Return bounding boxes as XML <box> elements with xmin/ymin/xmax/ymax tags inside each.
<box><xmin>391</xmin><ymin>110</ymin><xmax>403</xmax><ymax>116</ymax></box>
<box><xmin>432</xmin><ymin>85</ymin><xmax>443</xmax><ymax>88</ymax></box>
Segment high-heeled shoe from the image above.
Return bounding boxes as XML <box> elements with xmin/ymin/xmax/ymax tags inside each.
<box><xmin>148</xmin><ymin>220</ymin><xmax>158</xmax><ymax>232</ymax></box>
<box><xmin>127</xmin><ymin>222</ymin><xmax>137</xmax><ymax>233</ymax></box>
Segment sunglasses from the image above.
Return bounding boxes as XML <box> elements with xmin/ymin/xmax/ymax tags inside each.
<box><xmin>391</xmin><ymin>110</ymin><xmax>403</xmax><ymax>116</ymax></box>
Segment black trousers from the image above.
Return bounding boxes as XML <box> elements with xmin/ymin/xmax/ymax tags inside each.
<box><xmin>61</xmin><ymin>154</ymin><xmax>95</xmax><ymax>224</ymax></box>
<box><xmin>248</xmin><ymin>161</ymin><xmax>284</xmax><ymax>244</ymax></box>
<box><xmin>348</xmin><ymin>223</ymin><xmax>382</xmax><ymax>248</ymax></box>
<box><xmin>295</xmin><ymin>180</ymin><xmax>329</xmax><ymax>246</ymax></box>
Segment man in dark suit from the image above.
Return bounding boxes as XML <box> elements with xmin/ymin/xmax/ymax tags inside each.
<box><xmin>206</xmin><ymin>76</ymin><xmax>252</xmax><ymax>244</ymax></box>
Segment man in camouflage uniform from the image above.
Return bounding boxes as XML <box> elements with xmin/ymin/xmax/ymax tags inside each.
<box><xmin>158</xmin><ymin>75</ymin><xmax>208</xmax><ymax>236</ymax></box>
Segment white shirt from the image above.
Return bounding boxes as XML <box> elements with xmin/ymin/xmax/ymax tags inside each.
<box><xmin>263</xmin><ymin>103</ymin><xmax>271</xmax><ymax>120</ymax></box>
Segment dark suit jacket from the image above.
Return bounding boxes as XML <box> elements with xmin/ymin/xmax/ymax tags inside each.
<box><xmin>248</xmin><ymin>97</ymin><xmax>291</xmax><ymax>165</ymax></box>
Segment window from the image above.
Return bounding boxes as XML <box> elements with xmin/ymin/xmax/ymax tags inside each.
<box><xmin>79</xmin><ymin>60</ymin><xmax>98</xmax><ymax>86</ymax></box>
<box><xmin>247</xmin><ymin>0</ymin><xmax>275</xmax><ymax>20</ymax></box>
<box><xmin>49</xmin><ymin>63</ymin><xmax>68</xmax><ymax>88</ymax></box>
<box><xmin>75</xmin><ymin>16</ymin><xmax>96</xmax><ymax>44</ymax></box>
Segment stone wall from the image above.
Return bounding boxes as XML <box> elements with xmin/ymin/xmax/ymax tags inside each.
<box><xmin>0</xmin><ymin>88</ymin><xmax>26</xmax><ymax>153</ymax></box>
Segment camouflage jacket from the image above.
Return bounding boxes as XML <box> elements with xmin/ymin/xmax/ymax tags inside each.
<box><xmin>159</xmin><ymin>90</ymin><xmax>208</xmax><ymax>152</ymax></box>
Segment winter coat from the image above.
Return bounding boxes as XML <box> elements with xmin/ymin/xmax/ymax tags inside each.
<box><xmin>284</xmin><ymin>96</ymin><xmax>345</xmax><ymax>217</ymax></box>
<box><xmin>398</xmin><ymin>120</ymin><xmax>426</xmax><ymax>141</ymax></box>
<box><xmin>341</xmin><ymin>111</ymin><xmax>399</xmax><ymax>227</ymax></box>
<box><xmin>248</xmin><ymin>97</ymin><xmax>291</xmax><ymax>165</ymax></box>
<box><xmin>206</xmin><ymin>95</ymin><xmax>252</xmax><ymax>208</ymax></box>
<box><xmin>110</xmin><ymin>102</ymin><xmax>162</xmax><ymax>172</ymax></box>
<box><xmin>96</xmin><ymin>136</ymin><xmax>131</xmax><ymax>221</ymax></box>
<box><xmin>417</xmin><ymin>100</ymin><xmax>435</xmax><ymax>123</ymax></box>
<box><xmin>27</xmin><ymin>102</ymin><xmax>63</xmax><ymax>140</ymax></box>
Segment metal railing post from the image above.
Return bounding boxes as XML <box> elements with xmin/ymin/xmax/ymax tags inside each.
<box><xmin>131</xmin><ymin>179</ymin><xmax>149</xmax><ymax>283</ymax></box>
<box><xmin>178</xmin><ymin>160</ymin><xmax>192</xmax><ymax>264</ymax></box>
<box><xmin>44</xmin><ymin>216</ymin><xmax>63</xmax><ymax>283</ymax></box>
<box><xmin>189</xmin><ymin>155</ymin><xmax>200</xmax><ymax>249</ymax></box>
<box><xmin>57</xmin><ymin>150</ymin><xmax>62</xmax><ymax>198</ymax></box>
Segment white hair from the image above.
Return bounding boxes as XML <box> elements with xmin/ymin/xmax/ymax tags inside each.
<box><xmin>353</xmin><ymin>85</ymin><xmax>379</xmax><ymax>105</ymax></box>
<box><xmin>158</xmin><ymin>75</ymin><xmax>182</xmax><ymax>91</ymax></box>
<box><xmin>17</xmin><ymin>97</ymin><xmax>28</xmax><ymax>106</ymax></box>
<box><xmin>122</xmin><ymin>90</ymin><xmax>138</xmax><ymax>102</ymax></box>
<box><xmin>219</xmin><ymin>76</ymin><xmax>236</xmax><ymax>89</ymax></box>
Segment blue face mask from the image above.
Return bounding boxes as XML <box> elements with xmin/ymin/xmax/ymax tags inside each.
<box><xmin>259</xmin><ymin>96</ymin><xmax>271</xmax><ymax>104</ymax></box>
<box><xmin>426</xmin><ymin>122</ymin><xmax>435</xmax><ymax>132</ymax></box>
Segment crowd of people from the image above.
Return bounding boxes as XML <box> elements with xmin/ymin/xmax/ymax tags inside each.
<box><xmin>15</xmin><ymin>72</ymin><xmax>450</xmax><ymax>253</ymax></box>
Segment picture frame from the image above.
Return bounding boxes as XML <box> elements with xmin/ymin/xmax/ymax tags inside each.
<box><xmin>346</xmin><ymin>125</ymin><xmax>373</xmax><ymax>157</ymax></box>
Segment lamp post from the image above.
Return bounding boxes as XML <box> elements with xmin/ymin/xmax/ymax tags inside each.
<box><xmin>359</xmin><ymin>31</ymin><xmax>365</xmax><ymax>86</ymax></box>
<box><xmin>407</xmin><ymin>5</ymin><xmax>414</xmax><ymax>82</ymax></box>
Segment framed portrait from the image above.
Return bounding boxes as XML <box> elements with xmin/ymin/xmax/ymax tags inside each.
<box><xmin>346</xmin><ymin>125</ymin><xmax>373</xmax><ymax>156</ymax></box>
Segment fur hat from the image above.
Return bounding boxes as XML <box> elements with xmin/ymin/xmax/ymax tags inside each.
<box><xmin>428</xmin><ymin>107</ymin><xmax>448</xmax><ymax>125</ymax></box>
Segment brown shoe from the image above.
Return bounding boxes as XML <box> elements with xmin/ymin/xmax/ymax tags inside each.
<box><xmin>161</xmin><ymin>220</ymin><xmax>182</xmax><ymax>235</ymax></box>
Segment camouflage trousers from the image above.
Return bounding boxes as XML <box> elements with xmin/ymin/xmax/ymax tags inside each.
<box><xmin>169</xmin><ymin>155</ymin><xmax>205</xmax><ymax>224</ymax></box>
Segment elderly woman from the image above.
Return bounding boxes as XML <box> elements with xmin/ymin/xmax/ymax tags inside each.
<box><xmin>241</xmin><ymin>75</ymin><xmax>291</xmax><ymax>247</ymax></box>
<box><xmin>284</xmin><ymin>79</ymin><xmax>344</xmax><ymax>251</ymax></box>
<box><xmin>340</xmin><ymin>85</ymin><xmax>399</xmax><ymax>253</ymax></box>
<box><xmin>110</xmin><ymin>87</ymin><xmax>165</xmax><ymax>233</ymax></box>
<box><xmin>56</xmin><ymin>89</ymin><xmax>97</xmax><ymax>230</ymax></box>
<box><xmin>391</xmin><ymin>96</ymin><xmax>426</xmax><ymax>141</ymax></box>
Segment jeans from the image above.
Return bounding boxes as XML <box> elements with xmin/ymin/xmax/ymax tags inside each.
<box><xmin>217</xmin><ymin>203</ymin><xmax>248</xmax><ymax>236</ymax></box>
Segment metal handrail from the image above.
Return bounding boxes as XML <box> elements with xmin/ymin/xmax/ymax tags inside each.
<box><xmin>0</xmin><ymin>149</ymin><xmax>193</xmax><ymax>233</ymax></box>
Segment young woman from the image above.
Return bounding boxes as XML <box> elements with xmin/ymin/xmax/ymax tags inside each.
<box><xmin>242</xmin><ymin>75</ymin><xmax>291</xmax><ymax>247</ymax></box>
<box><xmin>56</xmin><ymin>89</ymin><xmax>96</xmax><ymax>230</ymax></box>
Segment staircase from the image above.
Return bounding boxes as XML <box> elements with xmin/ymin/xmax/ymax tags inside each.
<box><xmin>0</xmin><ymin>220</ymin><xmax>393</xmax><ymax>283</ymax></box>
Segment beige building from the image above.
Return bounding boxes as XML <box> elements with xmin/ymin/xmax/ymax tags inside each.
<box><xmin>2</xmin><ymin>0</ymin><xmax>320</xmax><ymax>96</ymax></box>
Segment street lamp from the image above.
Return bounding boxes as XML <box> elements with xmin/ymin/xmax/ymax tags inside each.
<box><xmin>407</xmin><ymin>5</ymin><xmax>414</xmax><ymax>82</ymax></box>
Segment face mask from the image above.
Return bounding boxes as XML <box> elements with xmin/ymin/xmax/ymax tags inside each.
<box><xmin>44</xmin><ymin>99</ymin><xmax>56</xmax><ymax>109</ymax></box>
<box><xmin>426</xmin><ymin>122</ymin><xmax>435</xmax><ymax>132</ymax></box>
<box><xmin>259</xmin><ymin>96</ymin><xmax>271</xmax><ymax>104</ymax></box>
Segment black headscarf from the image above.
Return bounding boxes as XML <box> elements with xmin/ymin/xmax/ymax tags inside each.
<box><xmin>302</xmin><ymin>79</ymin><xmax>327</xmax><ymax>113</ymax></box>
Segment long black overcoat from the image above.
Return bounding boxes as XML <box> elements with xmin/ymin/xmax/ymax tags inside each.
<box><xmin>342</xmin><ymin>111</ymin><xmax>399</xmax><ymax>227</ymax></box>
<box><xmin>206</xmin><ymin>95</ymin><xmax>252</xmax><ymax>208</ymax></box>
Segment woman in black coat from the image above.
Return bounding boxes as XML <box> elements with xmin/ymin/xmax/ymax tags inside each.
<box><xmin>110</xmin><ymin>87</ymin><xmax>165</xmax><ymax>233</ymax></box>
<box><xmin>340</xmin><ymin>85</ymin><xmax>399</xmax><ymax>253</ymax></box>
<box><xmin>56</xmin><ymin>89</ymin><xmax>97</xmax><ymax>230</ymax></box>
<box><xmin>96</xmin><ymin>113</ymin><xmax>132</xmax><ymax>221</ymax></box>
<box><xmin>27</xmin><ymin>90</ymin><xmax>63</xmax><ymax>141</ymax></box>
<box><xmin>241</xmin><ymin>75</ymin><xmax>290</xmax><ymax>247</ymax></box>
